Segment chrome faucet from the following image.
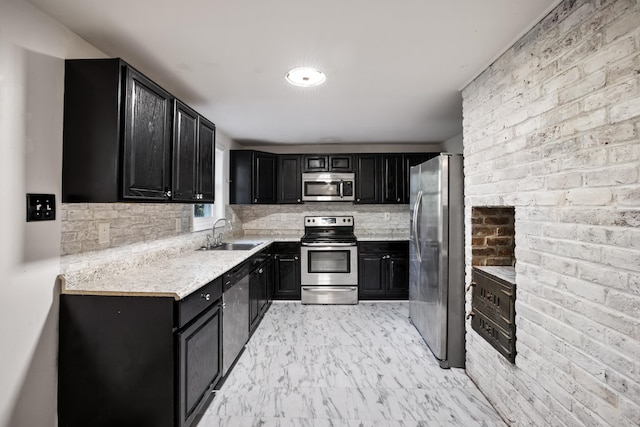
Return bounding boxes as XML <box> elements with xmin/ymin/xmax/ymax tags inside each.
<box><xmin>211</xmin><ymin>218</ymin><xmax>232</xmax><ymax>247</ymax></box>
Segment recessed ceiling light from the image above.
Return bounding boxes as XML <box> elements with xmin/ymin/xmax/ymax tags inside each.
<box><xmin>286</xmin><ymin>67</ymin><xmax>326</xmax><ymax>87</ymax></box>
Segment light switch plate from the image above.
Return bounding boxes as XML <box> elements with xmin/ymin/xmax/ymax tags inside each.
<box><xmin>26</xmin><ymin>194</ymin><xmax>56</xmax><ymax>222</ymax></box>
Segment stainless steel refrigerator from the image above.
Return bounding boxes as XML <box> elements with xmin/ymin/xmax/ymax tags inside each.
<box><xmin>409</xmin><ymin>153</ymin><xmax>465</xmax><ymax>368</ymax></box>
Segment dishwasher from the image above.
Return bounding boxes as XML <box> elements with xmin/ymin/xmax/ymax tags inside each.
<box><xmin>221</xmin><ymin>260</ymin><xmax>251</xmax><ymax>377</ymax></box>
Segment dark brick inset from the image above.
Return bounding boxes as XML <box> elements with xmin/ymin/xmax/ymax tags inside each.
<box><xmin>472</xmin><ymin>206</ymin><xmax>516</xmax><ymax>266</ymax></box>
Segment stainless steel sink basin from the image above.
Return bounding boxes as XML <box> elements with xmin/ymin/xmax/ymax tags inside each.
<box><xmin>197</xmin><ymin>242</ymin><xmax>262</xmax><ymax>251</ymax></box>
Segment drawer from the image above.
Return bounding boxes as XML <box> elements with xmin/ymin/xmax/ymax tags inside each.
<box><xmin>472</xmin><ymin>268</ymin><xmax>515</xmax><ymax>330</ymax></box>
<box><xmin>471</xmin><ymin>309</ymin><xmax>516</xmax><ymax>363</ymax></box>
<box><xmin>271</xmin><ymin>242</ymin><xmax>300</xmax><ymax>254</ymax></box>
<box><xmin>176</xmin><ymin>277</ymin><xmax>222</xmax><ymax>328</ymax></box>
<box><xmin>358</xmin><ymin>241</ymin><xmax>408</xmax><ymax>253</ymax></box>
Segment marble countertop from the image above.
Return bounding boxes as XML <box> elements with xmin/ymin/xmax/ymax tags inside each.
<box><xmin>60</xmin><ymin>233</ymin><xmax>408</xmax><ymax>300</ymax></box>
<box><xmin>60</xmin><ymin>235</ymin><xmax>301</xmax><ymax>300</ymax></box>
<box><xmin>356</xmin><ymin>234</ymin><xmax>409</xmax><ymax>241</ymax></box>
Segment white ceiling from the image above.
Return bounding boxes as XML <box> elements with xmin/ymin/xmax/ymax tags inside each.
<box><xmin>29</xmin><ymin>0</ymin><xmax>561</xmax><ymax>146</ymax></box>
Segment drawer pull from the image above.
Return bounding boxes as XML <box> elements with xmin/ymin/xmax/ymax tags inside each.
<box><xmin>202</xmin><ymin>293</ymin><xmax>211</xmax><ymax>301</ymax></box>
<box><xmin>466</xmin><ymin>310</ymin><xmax>475</xmax><ymax>320</ymax></box>
<box><xmin>466</xmin><ymin>281</ymin><xmax>477</xmax><ymax>292</ymax></box>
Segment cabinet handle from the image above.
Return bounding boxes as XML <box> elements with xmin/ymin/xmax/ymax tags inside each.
<box><xmin>466</xmin><ymin>281</ymin><xmax>477</xmax><ymax>293</ymax></box>
<box><xmin>164</xmin><ymin>190</ymin><xmax>172</xmax><ymax>197</ymax></box>
<box><xmin>294</xmin><ymin>256</ymin><xmax>299</xmax><ymax>260</ymax></box>
<box><xmin>466</xmin><ymin>310</ymin><xmax>475</xmax><ymax>320</ymax></box>
<box><xmin>254</xmin><ymin>198</ymin><xmax>258</xmax><ymax>203</ymax></box>
<box><xmin>201</xmin><ymin>293</ymin><xmax>211</xmax><ymax>301</ymax></box>
<box><xmin>297</xmin><ymin>198</ymin><xmax>301</xmax><ymax>203</ymax></box>
<box><xmin>397</xmin><ymin>198</ymin><xmax>400</xmax><ymax>202</ymax></box>
<box><xmin>258</xmin><ymin>268</ymin><xmax>264</xmax><ymax>274</ymax></box>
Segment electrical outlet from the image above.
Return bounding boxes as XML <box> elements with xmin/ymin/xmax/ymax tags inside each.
<box><xmin>98</xmin><ymin>223</ymin><xmax>110</xmax><ymax>244</ymax></box>
<box><xmin>26</xmin><ymin>194</ymin><xmax>56</xmax><ymax>222</ymax></box>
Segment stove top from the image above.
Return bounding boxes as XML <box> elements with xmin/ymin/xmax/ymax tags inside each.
<box><xmin>301</xmin><ymin>216</ymin><xmax>356</xmax><ymax>244</ymax></box>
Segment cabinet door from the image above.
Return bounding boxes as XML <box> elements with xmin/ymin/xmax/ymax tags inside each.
<box><xmin>329</xmin><ymin>155</ymin><xmax>353</xmax><ymax>172</ymax></box>
<box><xmin>172</xmin><ymin>101</ymin><xmax>198</xmax><ymax>201</ymax></box>
<box><xmin>355</xmin><ymin>154</ymin><xmax>381</xmax><ymax>204</ymax></box>
<box><xmin>229</xmin><ymin>150</ymin><xmax>253</xmax><ymax>204</ymax></box>
<box><xmin>358</xmin><ymin>253</ymin><xmax>385</xmax><ymax>299</ymax></box>
<box><xmin>403</xmin><ymin>153</ymin><xmax>436</xmax><ymax>203</ymax></box>
<box><xmin>197</xmin><ymin>117</ymin><xmax>216</xmax><ymax>202</ymax></box>
<box><xmin>249</xmin><ymin>268</ymin><xmax>261</xmax><ymax>333</ymax></box>
<box><xmin>273</xmin><ymin>252</ymin><xmax>301</xmax><ymax>299</ymax></box>
<box><xmin>382</xmin><ymin>155</ymin><xmax>403</xmax><ymax>204</ymax></box>
<box><xmin>386</xmin><ymin>253</ymin><xmax>409</xmax><ymax>298</ymax></box>
<box><xmin>303</xmin><ymin>155</ymin><xmax>328</xmax><ymax>172</ymax></box>
<box><xmin>278</xmin><ymin>155</ymin><xmax>302</xmax><ymax>204</ymax></box>
<box><xmin>122</xmin><ymin>67</ymin><xmax>172</xmax><ymax>200</ymax></box>
<box><xmin>177</xmin><ymin>303</ymin><xmax>222</xmax><ymax>427</ymax></box>
<box><xmin>253</xmin><ymin>153</ymin><xmax>277</xmax><ymax>203</ymax></box>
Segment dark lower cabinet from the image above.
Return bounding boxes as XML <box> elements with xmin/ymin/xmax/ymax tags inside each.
<box><xmin>249</xmin><ymin>250</ymin><xmax>273</xmax><ymax>335</ymax></box>
<box><xmin>177</xmin><ymin>304</ymin><xmax>222</xmax><ymax>427</ymax></box>
<box><xmin>358</xmin><ymin>241</ymin><xmax>409</xmax><ymax>300</ymax></box>
<box><xmin>58</xmin><ymin>277</ymin><xmax>223</xmax><ymax>427</ymax></box>
<box><xmin>272</xmin><ymin>242</ymin><xmax>301</xmax><ymax>300</ymax></box>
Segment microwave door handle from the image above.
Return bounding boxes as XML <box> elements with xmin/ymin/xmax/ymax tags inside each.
<box><xmin>339</xmin><ymin>181</ymin><xmax>344</xmax><ymax>199</ymax></box>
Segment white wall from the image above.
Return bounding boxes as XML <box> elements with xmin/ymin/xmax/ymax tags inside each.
<box><xmin>0</xmin><ymin>1</ymin><xmax>105</xmax><ymax>425</ymax></box>
<box><xmin>440</xmin><ymin>132</ymin><xmax>462</xmax><ymax>154</ymax></box>
<box><xmin>462</xmin><ymin>0</ymin><xmax>640</xmax><ymax>425</ymax></box>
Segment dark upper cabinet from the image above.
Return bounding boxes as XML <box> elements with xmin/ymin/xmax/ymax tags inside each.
<box><xmin>358</xmin><ymin>241</ymin><xmax>409</xmax><ymax>300</ymax></box>
<box><xmin>354</xmin><ymin>154</ymin><xmax>381</xmax><ymax>204</ymax></box>
<box><xmin>403</xmin><ymin>153</ymin><xmax>436</xmax><ymax>203</ymax></box>
<box><xmin>62</xmin><ymin>58</ymin><xmax>215</xmax><ymax>203</ymax></box>
<box><xmin>172</xmin><ymin>101</ymin><xmax>215</xmax><ymax>202</ymax></box>
<box><xmin>277</xmin><ymin>155</ymin><xmax>302</xmax><ymax>204</ymax></box>
<box><xmin>303</xmin><ymin>154</ymin><xmax>353</xmax><ymax>172</ymax></box>
<box><xmin>381</xmin><ymin>155</ymin><xmax>404</xmax><ymax>204</ymax></box>
<box><xmin>197</xmin><ymin>118</ymin><xmax>216</xmax><ymax>202</ymax></box>
<box><xmin>122</xmin><ymin>67</ymin><xmax>173</xmax><ymax>200</ymax></box>
<box><xmin>172</xmin><ymin>102</ymin><xmax>198</xmax><ymax>201</ymax></box>
<box><xmin>230</xmin><ymin>150</ymin><xmax>277</xmax><ymax>204</ymax></box>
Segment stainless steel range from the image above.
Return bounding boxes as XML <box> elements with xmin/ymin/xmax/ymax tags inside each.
<box><xmin>300</xmin><ymin>216</ymin><xmax>358</xmax><ymax>305</ymax></box>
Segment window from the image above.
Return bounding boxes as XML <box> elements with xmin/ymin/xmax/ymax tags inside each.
<box><xmin>193</xmin><ymin>147</ymin><xmax>225</xmax><ymax>232</ymax></box>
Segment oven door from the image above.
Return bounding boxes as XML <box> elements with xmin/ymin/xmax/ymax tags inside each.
<box><xmin>300</xmin><ymin>244</ymin><xmax>358</xmax><ymax>286</ymax></box>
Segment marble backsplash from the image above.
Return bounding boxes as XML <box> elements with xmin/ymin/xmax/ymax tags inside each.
<box><xmin>230</xmin><ymin>203</ymin><xmax>409</xmax><ymax>237</ymax></box>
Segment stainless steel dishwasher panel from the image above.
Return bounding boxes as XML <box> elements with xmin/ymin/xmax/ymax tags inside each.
<box><xmin>222</xmin><ymin>271</ymin><xmax>250</xmax><ymax>376</ymax></box>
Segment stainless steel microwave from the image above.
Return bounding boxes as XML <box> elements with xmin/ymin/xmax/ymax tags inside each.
<box><xmin>302</xmin><ymin>173</ymin><xmax>355</xmax><ymax>202</ymax></box>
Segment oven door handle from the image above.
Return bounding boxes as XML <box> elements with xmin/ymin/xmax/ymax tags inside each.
<box><xmin>302</xmin><ymin>287</ymin><xmax>358</xmax><ymax>292</ymax></box>
<box><xmin>301</xmin><ymin>242</ymin><xmax>356</xmax><ymax>247</ymax></box>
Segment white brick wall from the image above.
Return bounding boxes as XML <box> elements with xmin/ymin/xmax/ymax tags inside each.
<box><xmin>462</xmin><ymin>0</ymin><xmax>640</xmax><ymax>425</ymax></box>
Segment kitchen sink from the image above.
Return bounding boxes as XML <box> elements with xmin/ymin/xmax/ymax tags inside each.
<box><xmin>197</xmin><ymin>242</ymin><xmax>262</xmax><ymax>251</ymax></box>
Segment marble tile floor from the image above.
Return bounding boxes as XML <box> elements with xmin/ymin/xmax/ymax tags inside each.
<box><xmin>198</xmin><ymin>302</ymin><xmax>506</xmax><ymax>427</ymax></box>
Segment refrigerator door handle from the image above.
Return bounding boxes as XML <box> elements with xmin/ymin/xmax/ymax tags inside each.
<box><xmin>412</xmin><ymin>190</ymin><xmax>423</xmax><ymax>262</ymax></box>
